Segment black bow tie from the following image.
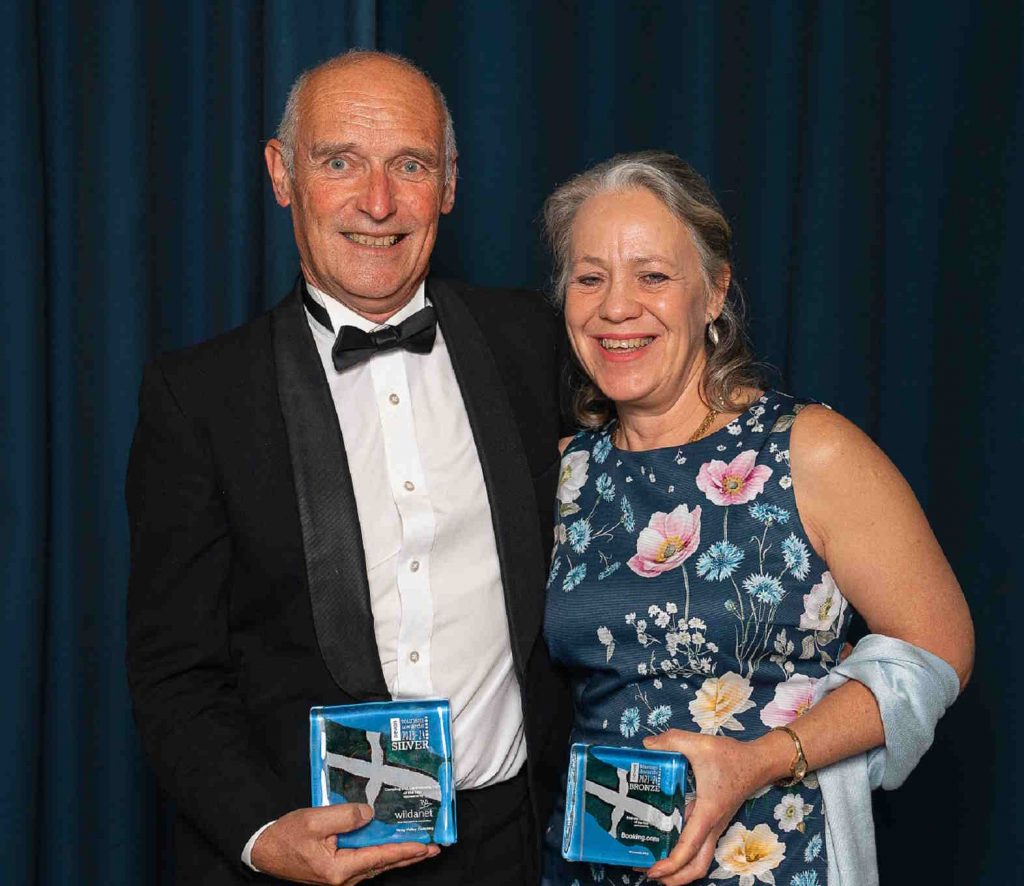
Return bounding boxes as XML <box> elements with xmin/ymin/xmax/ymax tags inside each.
<box><xmin>302</xmin><ymin>286</ymin><xmax>438</xmax><ymax>371</ymax></box>
<box><xmin>332</xmin><ymin>307</ymin><xmax>437</xmax><ymax>370</ymax></box>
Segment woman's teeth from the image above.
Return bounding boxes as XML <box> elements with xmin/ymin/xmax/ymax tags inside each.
<box><xmin>600</xmin><ymin>337</ymin><xmax>654</xmax><ymax>350</ymax></box>
<box><xmin>344</xmin><ymin>233</ymin><xmax>402</xmax><ymax>247</ymax></box>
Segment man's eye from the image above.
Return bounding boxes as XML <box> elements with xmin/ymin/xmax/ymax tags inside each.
<box><xmin>402</xmin><ymin>161</ymin><xmax>423</xmax><ymax>174</ymax></box>
<box><xmin>328</xmin><ymin>158</ymin><xmax>346</xmax><ymax>171</ymax></box>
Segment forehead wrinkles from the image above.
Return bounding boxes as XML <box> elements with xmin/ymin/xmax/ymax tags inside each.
<box><xmin>301</xmin><ymin>78</ymin><xmax>442</xmax><ymax>145</ymax></box>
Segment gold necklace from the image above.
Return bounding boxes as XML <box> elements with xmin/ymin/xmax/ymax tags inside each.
<box><xmin>687</xmin><ymin>406</ymin><xmax>719</xmax><ymax>443</ymax></box>
<box><xmin>614</xmin><ymin>405</ymin><xmax>719</xmax><ymax>448</ymax></box>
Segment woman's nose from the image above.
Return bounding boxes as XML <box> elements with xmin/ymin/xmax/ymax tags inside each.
<box><xmin>599</xmin><ymin>278</ymin><xmax>643</xmax><ymax>322</ymax></box>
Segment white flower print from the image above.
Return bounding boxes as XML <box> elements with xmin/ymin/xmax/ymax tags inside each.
<box><xmin>799</xmin><ymin>572</ymin><xmax>848</xmax><ymax>633</ymax></box>
<box><xmin>557</xmin><ymin>450</ymin><xmax>590</xmax><ymax>516</ymax></box>
<box><xmin>773</xmin><ymin>793</ymin><xmax>814</xmax><ymax>833</ymax></box>
<box><xmin>689</xmin><ymin>671</ymin><xmax>756</xmax><ymax>734</ymax></box>
<box><xmin>709</xmin><ymin>822</ymin><xmax>785</xmax><ymax>884</ymax></box>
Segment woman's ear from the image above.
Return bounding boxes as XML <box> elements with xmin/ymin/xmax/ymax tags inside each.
<box><xmin>708</xmin><ymin>267</ymin><xmax>731</xmax><ymax>321</ymax></box>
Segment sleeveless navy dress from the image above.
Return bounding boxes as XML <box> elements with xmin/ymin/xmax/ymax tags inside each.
<box><xmin>543</xmin><ymin>391</ymin><xmax>851</xmax><ymax>886</ymax></box>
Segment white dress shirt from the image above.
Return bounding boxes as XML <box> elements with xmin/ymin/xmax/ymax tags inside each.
<box><xmin>243</xmin><ymin>281</ymin><xmax>526</xmax><ymax>868</ymax></box>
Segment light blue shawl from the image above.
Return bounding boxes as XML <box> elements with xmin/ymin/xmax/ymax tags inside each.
<box><xmin>812</xmin><ymin>634</ymin><xmax>961</xmax><ymax>885</ymax></box>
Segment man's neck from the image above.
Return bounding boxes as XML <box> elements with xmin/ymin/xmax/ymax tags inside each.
<box><xmin>306</xmin><ymin>280</ymin><xmax>428</xmax><ymax>333</ymax></box>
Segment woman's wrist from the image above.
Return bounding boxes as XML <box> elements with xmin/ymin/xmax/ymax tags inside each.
<box><xmin>750</xmin><ymin>728</ymin><xmax>802</xmax><ymax>788</ymax></box>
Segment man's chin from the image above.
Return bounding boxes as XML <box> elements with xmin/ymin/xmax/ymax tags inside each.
<box><xmin>321</xmin><ymin>279</ymin><xmax>423</xmax><ymax>320</ymax></box>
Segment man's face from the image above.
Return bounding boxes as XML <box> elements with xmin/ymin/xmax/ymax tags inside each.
<box><xmin>266</xmin><ymin>59</ymin><xmax>456</xmax><ymax>321</ymax></box>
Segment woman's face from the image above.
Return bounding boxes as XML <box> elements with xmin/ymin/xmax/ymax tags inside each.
<box><xmin>564</xmin><ymin>188</ymin><xmax>726</xmax><ymax>414</ymax></box>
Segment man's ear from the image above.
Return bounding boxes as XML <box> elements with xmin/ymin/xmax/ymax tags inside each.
<box><xmin>264</xmin><ymin>139</ymin><xmax>293</xmax><ymax>208</ymax></box>
<box><xmin>440</xmin><ymin>155</ymin><xmax>458</xmax><ymax>215</ymax></box>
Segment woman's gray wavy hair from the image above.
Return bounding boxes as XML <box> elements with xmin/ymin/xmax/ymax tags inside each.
<box><xmin>543</xmin><ymin>150</ymin><xmax>764</xmax><ymax>428</ymax></box>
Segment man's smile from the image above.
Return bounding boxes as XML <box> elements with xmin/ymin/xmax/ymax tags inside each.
<box><xmin>342</xmin><ymin>232</ymin><xmax>408</xmax><ymax>248</ymax></box>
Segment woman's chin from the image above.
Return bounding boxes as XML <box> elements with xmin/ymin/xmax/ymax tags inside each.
<box><xmin>596</xmin><ymin>381</ymin><xmax>659</xmax><ymax>411</ymax></box>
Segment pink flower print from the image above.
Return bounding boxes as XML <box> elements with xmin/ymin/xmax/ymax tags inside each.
<box><xmin>627</xmin><ymin>505</ymin><xmax>702</xmax><ymax>577</ymax></box>
<box><xmin>760</xmin><ymin>674</ymin><xmax>818</xmax><ymax>728</ymax></box>
<box><xmin>696</xmin><ymin>450</ymin><xmax>773</xmax><ymax>506</ymax></box>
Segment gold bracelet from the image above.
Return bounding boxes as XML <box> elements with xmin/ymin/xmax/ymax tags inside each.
<box><xmin>772</xmin><ymin>725</ymin><xmax>808</xmax><ymax>788</ymax></box>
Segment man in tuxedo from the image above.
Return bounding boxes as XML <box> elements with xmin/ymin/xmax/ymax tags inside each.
<box><xmin>126</xmin><ymin>50</ymin><xmax>568</xmax><ymax>885</ymax></box>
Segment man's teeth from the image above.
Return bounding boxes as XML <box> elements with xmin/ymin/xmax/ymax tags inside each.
<box><xmin>600</xmin><ymin>337</ymin><xmax>654</xmax><ymax>350</ymax></box>
<box><xmin>344</xmin><ymin>233</ymin><xmax>402</xmax><ymax>247</ymax></box>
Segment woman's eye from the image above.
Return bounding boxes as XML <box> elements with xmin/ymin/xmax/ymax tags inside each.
<box><xmin>328</xmin><ymin>158</ymin><xmax>346</xmax><ymax>171</ymax></box>
<box><xmin>642</xmin><ymin>272</ymin><xmax>669</xmax><ymax>284</ymax></box>
<box><xmin>576</xmin><ymin>275</ymin><xmax>602</xmax><ymax>287</ymax></box>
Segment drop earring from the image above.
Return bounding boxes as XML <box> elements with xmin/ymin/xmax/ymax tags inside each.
<box><xmin>707</xmin><ymin>320</ymin><xmax>720</xmax><ymax>347</ymax></box>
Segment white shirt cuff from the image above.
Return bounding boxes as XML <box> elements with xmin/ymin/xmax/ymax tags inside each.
<box><xmin>241</xmin><ymin>820</ymin><xmax>276</xmax><ymax>872</ymax></box>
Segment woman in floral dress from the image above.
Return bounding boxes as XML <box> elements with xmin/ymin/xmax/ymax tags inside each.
<box><xmin>540</xmin><ymin>153</ymin><xmax>973</xmax><ymax>886</ymax></box>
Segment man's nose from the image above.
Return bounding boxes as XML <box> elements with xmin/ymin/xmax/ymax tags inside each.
<box><xmin>599</xmin><ymin>277</ymin><xmax>643</xmax><ymax>322</ymax></box>
<box><xmin>356</xmin><ymin>167</ymin><xmax>396</xmax><ymax>220</ymax></box>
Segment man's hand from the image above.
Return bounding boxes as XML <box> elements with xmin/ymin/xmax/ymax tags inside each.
<box><xmin>251</xmin><ymin>804</ymin><xmax>440</xmax><ymax>885</ymax></box>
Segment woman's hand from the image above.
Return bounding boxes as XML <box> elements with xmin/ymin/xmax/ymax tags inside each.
<box><xmin>640</xmin><ymin>729</ymin><xmax>789</xmax><ymax>885</ymax></box>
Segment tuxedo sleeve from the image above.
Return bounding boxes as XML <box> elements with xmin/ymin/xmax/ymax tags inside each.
<box><xmin>125</xmin><ymin>361</ymin><xmax>292</xmax><ymax>870</ymax></box>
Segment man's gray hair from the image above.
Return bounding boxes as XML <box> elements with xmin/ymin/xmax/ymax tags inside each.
<box><xmin>543</xmin><ymin>150</ymin><xmax>764</xmax><ymax>422</ymax></box>
<box><xmin>275</xmin><ymin>49</ymin><xmax>458</xmax><ymax>186</ymax></box>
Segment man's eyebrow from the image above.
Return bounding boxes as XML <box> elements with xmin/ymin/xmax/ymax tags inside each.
<box><xmin>307</xmin><ymin>142</ymin><xmax>440</xmax><ymax>166</ymax></box>
<box><xmin>309</xmin><ymin>141</ymin><xmax>357</xmax><ymax>160</ymax></box>
<box><xmin>398</xmin><ymin>146</ymin><xmax>440</xmax><ymax>166</ymax></box>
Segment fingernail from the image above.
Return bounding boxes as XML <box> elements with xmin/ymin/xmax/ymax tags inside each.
<box><xmin>358</xmin><ymin>804</ymin><xmax>373</xmax><ymax>822</ymax></box>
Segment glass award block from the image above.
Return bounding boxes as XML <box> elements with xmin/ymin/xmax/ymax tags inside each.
<box><xmin>562</xmin><ymin>743</ymin><xmax>687</xmax><ymax>868</ymax></box>
<box><xmin>310</xmin><ymin>699</ymin><xmax>457</xmax><ymax>847</ymax></box>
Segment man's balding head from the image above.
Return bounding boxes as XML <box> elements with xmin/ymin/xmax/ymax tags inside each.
<box><xmin>264</xmin><ymin>49</ymin><xmax>458</xmax><ymax>321</ymax></box>
<box><xmin>276</xmin><ymin>50</ymin><xmax>457</xmax><ymax>186</ymax></box>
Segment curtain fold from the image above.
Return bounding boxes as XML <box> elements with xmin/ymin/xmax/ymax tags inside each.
<box><xmin>3</xmin><ymin>2</ymin><xmax>1019</xmax><ymax>882</ymax></box>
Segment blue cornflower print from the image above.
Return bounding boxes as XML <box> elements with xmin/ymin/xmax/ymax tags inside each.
<box><xmin>619</xmin><ymin>707</ymin><xmax>641</xmax><ymax>737</ymax></box>
<box><xmin>804</xmin><ymin>832</ymin><xmax>823</xmax><ymax>862</ymax></box>
<box><xmin>592</xmin><ymin>435</ymin><xmax>612</xmax><ymax>464</ymax></box>
<box><xmin>743</xmin><ymin>572</ymin><xmax>786</xmax><ymax>605</ymax></box>
<box><xmin>595</xmin><ymin>473</ymin><xmax>616</xmax><ymax>501</ymax></box>
<box><xmin>790</xmin><ymin>872</ymin><xmax>820</xmax><ymax>886</ymax></box>
<box><xmin>620</xmin><ymin>496</ymin><xmax>635</xmax><ymax>533</ymax></box>
<box><xmin>749</xmin><ymin>502</ymin><xmax>791</xmax><ymax>526</ymax></box>
<box><xmin>563</xmin><ymin>563</ymin><xmax>587</xmax><ymax>592</ymax></box>
<box><xmin>695</xmin><ymin>540</ymin><xmax>745</xmax><ymax>581</ymax></box>
<box><xmin>598</xmin><ymin>562</ymin><xmax>622</xmax><ymax>581</ymax></box>
<box><xmin>568</xmin><ymin>518</ymin><xmax>592</xmax><ymax>554</ymax></box>
<box><xmin>782</xmin><ymin>533</ymin><xmax>811</xmax><ymax>580</ymax></box>
<box><xmin>547</xmin><ymin>556</ymin><xmax>562</xmax><ymax>589</ymax></box>
<box><xmin>647</xmin><ymin>705</ymin><xmax>673</xmax><ymax>729</ymax></box>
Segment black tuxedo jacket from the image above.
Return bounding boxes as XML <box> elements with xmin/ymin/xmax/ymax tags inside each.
<box><xmin>126</xmin><ymin>277</ymin><xmax>571</xmax><ymax>884</ymax></box>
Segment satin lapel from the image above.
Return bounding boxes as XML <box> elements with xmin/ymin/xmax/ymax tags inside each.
<box><xmin>428</xmin><ymin>280</ymin><xmax>545</xmax><ymax>676</ymax></box>
<box><xmin>272</xmin><ymin>280</ymin><xmax>389</xmax><ymax>700</ymax></box>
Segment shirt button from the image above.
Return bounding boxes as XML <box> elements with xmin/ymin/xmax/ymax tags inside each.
<box><xmin>388</xmin><ymin>393</ymin><xmax>400</xmax><ymax>405</ymax></box>
<box><xmin>409</xmin><ymin>560</ymin><xmax>420</xmax><ymax>572</ymax></box>
<box><xmin>409</xmin><ymin>650</ymin><xmax>420</xmax><ymax>663</ymax></box>
<box><xmin>403</xmin><ymin>480</ymin><xmax>415</xmax><ymax>492</ymax></box>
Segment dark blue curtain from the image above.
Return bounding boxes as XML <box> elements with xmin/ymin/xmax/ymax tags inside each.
<box><xmin>3</xmin><ymin>1</ymin><xmax>1020</xmax><ymax>883</ymax></box>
